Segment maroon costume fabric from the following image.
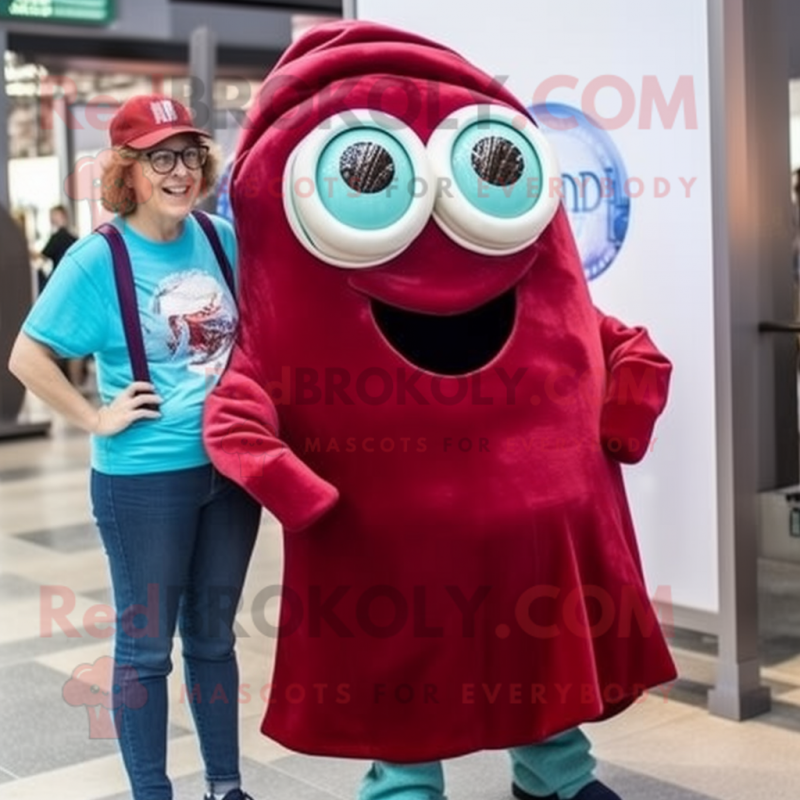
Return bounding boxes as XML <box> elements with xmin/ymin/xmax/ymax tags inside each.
<box><xmin>204</xmin><ymin>20</ymin><xmax>676</xmax><ymax>762</ymax></box>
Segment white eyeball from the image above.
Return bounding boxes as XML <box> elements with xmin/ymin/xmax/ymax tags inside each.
<box><xmin>283</xmin><ymin>110</ymin><xmax>435</xmax><ymax>268</ymax></box>
<box><xmin>427</xmin><ymin>104</ymin><xmax>560</xmax><ymax>255</ymax></box>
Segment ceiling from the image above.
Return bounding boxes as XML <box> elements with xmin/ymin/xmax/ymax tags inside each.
<box><xmin>172</xmin><ymin>0</ymin><xmax>341</xmax><ymax>11</ymax></box>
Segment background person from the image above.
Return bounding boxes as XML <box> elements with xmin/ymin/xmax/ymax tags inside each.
<box><xmin>31</xmin><ymin>205</ymin><xmax>86</xmax><ymax>387</ymax></box>
<box><xmin>34</xmin><ymin>204</ymin><xmax>77</xmax><ymax>294</ymax></box>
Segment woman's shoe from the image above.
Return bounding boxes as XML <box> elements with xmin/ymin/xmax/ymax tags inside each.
<box><xmin>204</xmin><ymin>790</ymin><xmax>255</xmax><ymax>800</ymax></box>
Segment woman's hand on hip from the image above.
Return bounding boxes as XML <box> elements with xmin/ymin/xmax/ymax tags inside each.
<box><xmin>93</xmin><ymin>382</ymin><xmax>162</xmax><ymax>435</ymax></box>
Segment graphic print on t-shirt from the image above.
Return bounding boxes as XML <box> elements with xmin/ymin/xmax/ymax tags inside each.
<box><xmin>145</xmin><ymin>270</ymin><xmax>237</xmax><ymax>375</ymax></box>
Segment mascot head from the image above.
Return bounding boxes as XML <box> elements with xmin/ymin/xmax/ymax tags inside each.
<box><xmin>232</xmin><ymin>20</ymin><xmax>588</xmax><ymax>377</ymax></box>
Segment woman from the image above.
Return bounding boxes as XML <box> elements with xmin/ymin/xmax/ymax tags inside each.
<box><xmin>9</xmin><ymin>95</ymin><xmax>260</xmax><ymax>800</ymax></box>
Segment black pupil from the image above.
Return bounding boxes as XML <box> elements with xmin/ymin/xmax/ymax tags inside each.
<box><xmin>471</xmin><ymin>136</ymin><xmax>524</xmax><ymax>186</ymax></box>
<box><xmin>340</xmin><ymin>142</ymin><xmax>395</xmax><ymax>193</ymax></box>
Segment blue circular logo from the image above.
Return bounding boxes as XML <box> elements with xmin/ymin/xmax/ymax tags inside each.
<box><xmin>529</xmin><ymin>102</ymin><xmax>630</xmax><ymax>281</ymax></box>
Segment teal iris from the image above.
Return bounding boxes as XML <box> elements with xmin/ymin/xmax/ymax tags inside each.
<box><xmin>452</xmin><ymin>122</ymin><xmax>542</xmax><ymax>218</ymax></box>
<box><xmin>317</xmin><ymin>128</ymin><xmax>414</xmax><ymax>230</ymax></box>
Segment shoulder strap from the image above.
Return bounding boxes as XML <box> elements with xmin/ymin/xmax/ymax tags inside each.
<box><xmin>95</xmin><ymin>223</ymin><xmax>152</xmax><ymax>385</ymax></box>
<box><xmin>191</xmin><ymin>209</ymin><xmax>236</xmax><ymax>295</ymax></box>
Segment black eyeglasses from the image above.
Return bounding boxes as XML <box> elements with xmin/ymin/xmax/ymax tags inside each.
<box><xmin>142</xmin><ymin>146</ymin><xmax>209</xmax><ymax>174</ymax></box>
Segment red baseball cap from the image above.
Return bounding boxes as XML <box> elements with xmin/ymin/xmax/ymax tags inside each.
<box><xmin>110</xmin><ymin>94</ymin><xmax>210</xmax><ymax>149</ymax></box>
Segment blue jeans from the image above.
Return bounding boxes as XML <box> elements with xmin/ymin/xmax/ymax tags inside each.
<box><xmin>360</xmin><ymin>729</ymin><xmax>595</xmax><ymax>800</ymax></box>
<box><xmin>91</xmin><ymin>464</ymin><xmax>261</xmax><ymax>800</ymax></box>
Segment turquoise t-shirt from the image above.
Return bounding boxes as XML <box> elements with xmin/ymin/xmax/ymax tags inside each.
<box><xmin>23</xmin><ymin>213</ymin><xmax>238</xmax><ymax>476</ymax></box>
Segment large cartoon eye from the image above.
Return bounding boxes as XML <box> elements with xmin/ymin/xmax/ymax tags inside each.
<box><xmin>427</xmin><ymin>105</ymin><xmax>560</xmax><ymax>255</ymax></box>
<box><xmin>284</xmin><ymin>110</ymin><xmax>434</xmax><ymax>268</ymax></box>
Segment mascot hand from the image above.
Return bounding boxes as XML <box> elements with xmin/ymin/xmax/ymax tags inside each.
<box><xmin>204</xmin><ymin>351</ymin><xmax>339</xmax><ymax>532</ymax></box>
<box><xmin>596</xmin><ymin>310</ymin><xmax>672</xmax><ymax>464</ymax></box>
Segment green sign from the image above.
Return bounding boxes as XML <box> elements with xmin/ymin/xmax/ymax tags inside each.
<box><xmin>0</xmin><ymin>0</ymin><xmax>115</xmax><ymax>25</ymax></box>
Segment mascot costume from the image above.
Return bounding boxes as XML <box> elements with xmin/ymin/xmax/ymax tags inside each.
<box><xmin>204</xmin><ymin>20</ymin><xmax>675</xmax><ymax>800</ymax></box>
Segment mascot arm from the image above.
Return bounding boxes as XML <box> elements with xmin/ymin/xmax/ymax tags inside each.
<box><xmin>203</xmin><ymin>347</ymin><xmax>339</xmax><ymax>532</ymax></box>
<box><xmin>595</xmin><ymin>309</ymin><xmax>672</xmax><ymax>464</ymax></box>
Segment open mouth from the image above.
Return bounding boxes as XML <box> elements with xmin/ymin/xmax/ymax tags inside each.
<box><xmin>371</xmin><ymin>289</ymin><xmax>516</xmax><ymax>375</ymax></box>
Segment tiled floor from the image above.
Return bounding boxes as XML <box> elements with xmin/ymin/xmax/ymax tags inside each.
<box><xmin>3</xmin><ymin>404</ymin><xmax>800</xmax><ymax>799</ymax></box>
